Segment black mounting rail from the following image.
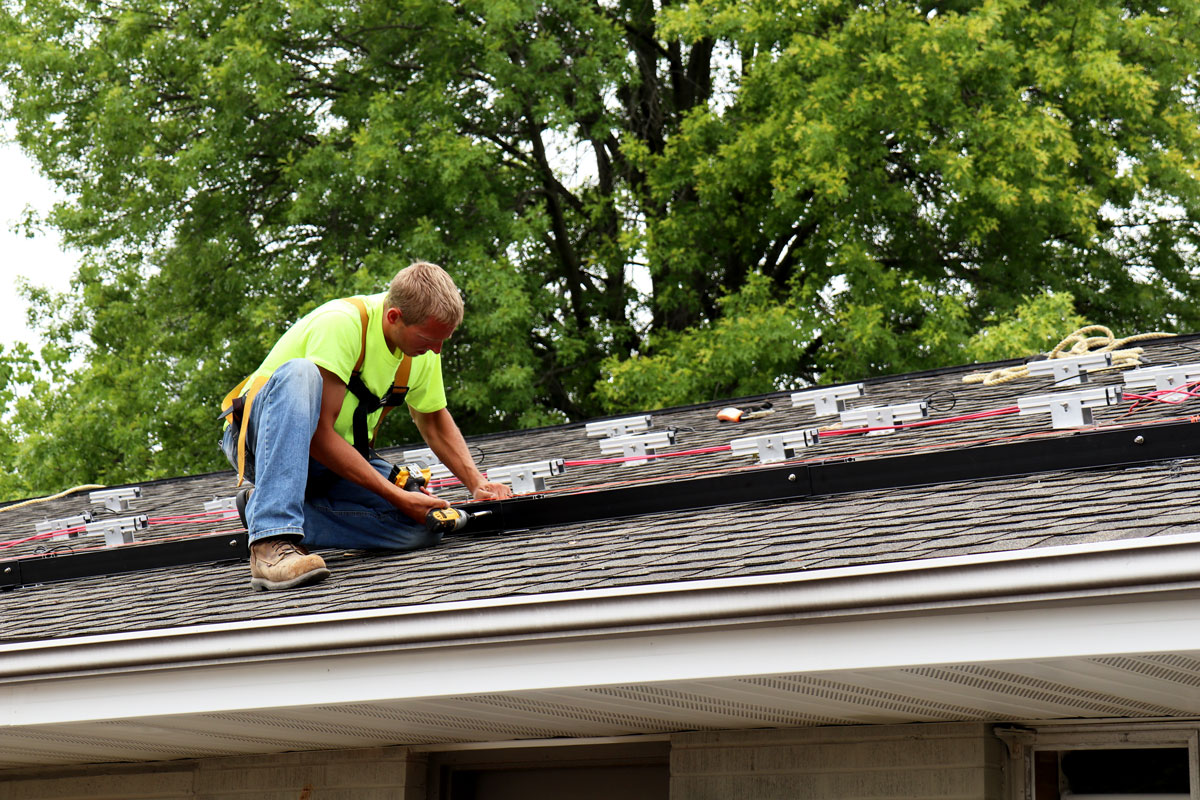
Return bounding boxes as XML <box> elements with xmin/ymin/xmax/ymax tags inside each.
<box><xmin>2</xmin><ymin>419</ymin><xmax>1198</xmax><ymax>590</ymax></box>
<box><xmin>462</xmin><ymin>419</ymin><xmax>1200</xmax><ymax>533</ymax></box>
<box><xmin>0</xmin><ymin>532</ymin><xmax>247</xmax><ymax>591</ymax></box>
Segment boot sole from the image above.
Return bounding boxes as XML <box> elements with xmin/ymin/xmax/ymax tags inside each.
<box><xmin>250</xmin><ymin>567</ymin><xmax>331</xmax><ymax>591</ymax></box>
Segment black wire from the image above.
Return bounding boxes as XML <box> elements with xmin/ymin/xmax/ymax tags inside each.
<box><xmin>923</xmin><ymin>389</ymin><xmax>957</xmax><ymax>413</ymax></box>
<box><xmin>1027</xmin><ymin>365</ymin><xmax>1120</xmax><ymax>392</ymax></box>
<box><xmin>1133</xmin><ymin>357</ymin><xmax>1178</xmax><ymax>369</ymax></box>
<box><xmin>33</xmin><ymin>544</ymin><xmax>75</xmax><ymax>557</ymax></box>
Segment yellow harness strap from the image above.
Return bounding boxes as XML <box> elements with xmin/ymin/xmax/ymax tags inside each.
<box><xmin>220</xmin><ymin>297</ymin><xmax>411</xmax><ymax>485</ymax></box>
<box><xmin>347</xmin><ymin>297</ymin><xmax>369</xmax><ymax>373</ymax></box>
<box><xmin>373</xmin><ymin>355</ymin><xmax>412</xmax><ymax>446</ymax></box>
<box><xmin>220</xmin><ymin>374</ymin><xmax>269</xmax><ymax>487</ymax></box>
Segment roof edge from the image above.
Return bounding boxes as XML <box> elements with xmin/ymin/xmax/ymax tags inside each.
<box><xmin>5</xmin><ymin>531</ymin><xmax>1200</xmax><ymax>682</ymax></box>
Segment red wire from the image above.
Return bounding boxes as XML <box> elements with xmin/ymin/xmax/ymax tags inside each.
<box><xmin>147</xmin><ymin>513</ymin><xmax>238</xmax><ymax>527</ymax></box>
<box><xmin>564</xmin><ymin>444</ymin><xmax>734</xmax><ymax>467</ymax></box>
<box><xmin>145</xmin><ymin>513</ymin><xmax>238</xmax><ymax>525</ymax></box>
<box><xmin>2</xmin><ymin>396</ymin><xmax>1196</xmax><ymax>553</ymax></box>
<box><xmin>0</xmin><ymin>526</ymin><xmax>86</xmax><ymax>550</ymax></box>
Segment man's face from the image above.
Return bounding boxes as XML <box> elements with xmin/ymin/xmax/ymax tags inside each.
<box><xmin>391</xmin><ymin>311</ymin><xmax>455</xmax><ymax>357</ymax></box>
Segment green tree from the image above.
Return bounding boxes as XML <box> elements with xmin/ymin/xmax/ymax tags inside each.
<box><xmin>1</xmin><ymin>0</ymin><xmax>1199</xmax><ymax>496</ymax></box>
<box><xmin>643</xmin><ymin>0</ymin><xmax>1200</xmax><ymax>389</ymax></box>
<box><xmin>964</xmin><ymin>291</ymin><xmax>1088</xmax><ymax>363</ymax></box>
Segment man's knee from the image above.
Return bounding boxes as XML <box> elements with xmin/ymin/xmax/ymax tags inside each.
<box><xmin>268</xmin><ymin>359</ymin><xmax>321</xmax><ymax>410</ymax></box>
<box><xmin>272</xmin><ymin>358</ymin><xmax>322</xmax><ymax>394</ymax></box>
<box><xmin>250</xmin><ymin>358</ymin><xmax>323</xmax><ymax>434</ymax></box>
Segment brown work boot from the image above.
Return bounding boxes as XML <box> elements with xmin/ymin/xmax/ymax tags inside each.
<box><xmin>249</xmin><ymin>537</ymin><xmax>330</xmax><ymax>591</ymax></box>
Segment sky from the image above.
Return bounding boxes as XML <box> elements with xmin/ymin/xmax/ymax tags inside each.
<box><xmin>0</xmin><ymin>135</ymin><xmax>80</xmax><ymax>354</ymax></box>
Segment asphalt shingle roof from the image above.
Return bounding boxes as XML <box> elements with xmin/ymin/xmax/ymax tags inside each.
<box><xmin>3</xmin><ymin>335</ymin><xmax>1200</xmax><ymax>643</ymax></box>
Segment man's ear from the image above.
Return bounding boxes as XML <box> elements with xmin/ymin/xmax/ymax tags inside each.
<box><xmin>386</xmin><ymin>307</ymin><xmax>403</xmax><ymax>325</ymax></box>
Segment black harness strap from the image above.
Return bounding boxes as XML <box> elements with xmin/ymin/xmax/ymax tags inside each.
<box><xmin>345</xmin><ymin>298</ymin><xmax>411</xmax><ymax>459</ymax></box>
<box><xmin>346</xmin><ymin>374</ymin><xmax>409</xmax><ymax>458</ymax></box>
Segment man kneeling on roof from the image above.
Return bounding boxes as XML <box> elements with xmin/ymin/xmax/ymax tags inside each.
<box><xmin>220</xmin><ymin>261</ymin><xmax>512</xmax><ymax>591</ymax></box>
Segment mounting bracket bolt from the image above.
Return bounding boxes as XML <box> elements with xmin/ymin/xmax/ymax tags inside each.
<box><xmin>1134</xmin><ymin>435</ymin><xmax>1145</xmax><ymax>445</ymax></box>
<box><xmin>788</xmin><ymin>473</ymin><xmax>797</xmax><ymax>482</ymax></box>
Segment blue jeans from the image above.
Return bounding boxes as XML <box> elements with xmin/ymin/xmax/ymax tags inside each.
<box><xmin>220</xmin><ymin>358</ymin><xmax>439</xmax><ymax>551</ymax></box>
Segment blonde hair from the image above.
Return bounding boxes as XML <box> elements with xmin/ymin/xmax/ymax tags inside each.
<box><xmin>386</xmin><ymin>261</ymin><xmax>464</xmax><ymax>327</ymax></box>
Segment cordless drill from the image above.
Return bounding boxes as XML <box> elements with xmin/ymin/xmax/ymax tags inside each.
<box><xmin>391</xmin><ymin>463</ymin><xmax>492</xmax><ymax>533</ymax></box>
<box><xmin>425</xmin><ymin>507</ymin><xmax>492</xmax><ymax>534</ymax></box>
<box><xmin>391</xmin><ymin>463</ymin><xmax>432</xmax><ymax>492</ymax></box>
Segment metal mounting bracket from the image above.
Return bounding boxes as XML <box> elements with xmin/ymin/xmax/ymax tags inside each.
<box><xmin>839</xmin><ymin>401</ymin><xmax>929</xmax><ymax>435</ymax></box>
<box><xmin>89</xmin><ymin>487</ymin><xmax>142</xmax><ymax>513</ymax></box>
<box><xmin>730</xmin><ymin>429</ymin><xmax>820</xmax><ymax>463</ymax></box>
<box><xmin>1017</xmin><ymin>386</ymin><xmax>1123</xmax><ymax>428</ymax></box>
<box><xmin>585</xmin><ymin>415</ymin><xmax>652</xmax><ymax>439</ymax></box>
<box><xmin>1026</xmin><ymin>352</ymin><xmax>1113</xmax><ymax>386</ymax></box>
<box><xmin>85</xmin><ymin>515</ymin><xmax>148</xmax><ymax>547</ymax></box>
<box><xmin>791</xmin><ymin>384</ymin><xmax>865</xmax><ymax>417</ymax></box>
<box><xmin>203</xmin><ymin>497</ymin><xmax>237</xmax><ymax>513</ymax></box>
<box><xmin>1123</xmin><ymin>363</ymin><xmax>1200</xmax><ymax>402</ymax></box>
<box><xmin>597</xmin><ymin>431</ymin><xmax>677</xmax><ymax>466</ymax></box>
<box><xmin>487</xmin><ymin>460</ymin><xmax>566</xmax><ymax>494</ymax></box>
<box><xmin>34</xmin><ymin>512</ymin><xmax>93</xmax><ymax>541</ymax></box>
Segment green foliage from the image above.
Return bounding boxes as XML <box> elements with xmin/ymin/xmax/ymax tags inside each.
<box><xmin>597</xmin><ymin>273</ymin><xmax>815</xmax><ymax>410</ymax></box>
<box><xmin>0</xmin><ymin>341</ymin><xmax>39</xmax><ymax>499</ymax></box>
<box><xmin>965</xmin><ymin>291</ymin><xmax>1089</xmax><ymax>362</ymax></box>
<box><xmin>650</xmin><ymin>0</ymin><xmax>1200</xmax><ymax>379</ymax></box>
<box><xmin>2</xmin><ymin>0</ymin><xmax>1200</xmax><ymax>497</ymax></box>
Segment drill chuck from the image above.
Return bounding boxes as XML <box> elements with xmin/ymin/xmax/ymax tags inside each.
<box><xmin>424</xmin><ymin>507</ymin><xmax>492</xmax><ymax>535</ymax></box>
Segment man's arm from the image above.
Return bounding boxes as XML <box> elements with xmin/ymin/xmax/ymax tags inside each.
<box><xmin>410</xmin><ymin>406</ymin><xmax>513</xmax><ymax>500</ymax></box>
<box><xmin>310</xmin><ymin>367</ymin><xmax>448</xmax><ymax>522</ymax></box>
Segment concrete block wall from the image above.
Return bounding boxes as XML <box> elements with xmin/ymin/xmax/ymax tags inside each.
<box><xmin>669</xmin><ymin>722</ymin><xmax>1006</xmax><ymax>800</ymax></box>
<box><xmin>0</xmin><ymin>746</ymin><xmax>428</xmax><ymax>800</ymax></box>
<box><xmin>2</xmin><ymin>722</ymin><xmax>1006</xmax><ymax>800</ymax></box>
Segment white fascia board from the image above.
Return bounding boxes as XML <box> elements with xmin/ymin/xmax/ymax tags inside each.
<box><xmin>6</xmin><ymin>533</ymin><xmax>1200</xmax><ymax>729</ymax></box>
<box><xmin>7</xmin><ymin>531</ymin><xmax>1200</xmax><ymax>682</ymax></box>
<box><xmin>8</xmin><ymin>592</ymin><xmax>1200</xmax><ymax>727</ymax></box>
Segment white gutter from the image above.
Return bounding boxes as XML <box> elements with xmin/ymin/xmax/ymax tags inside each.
<box><xmin>5</xmin><ymin>530</ymin><xmax>1200</xmax><ymax>683</ymax></box>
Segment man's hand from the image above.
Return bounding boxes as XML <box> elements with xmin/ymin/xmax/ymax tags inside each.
<box><xmin>312</xmin><ymin>367</ymin><xmax>449</xmax><ymax>526</ymax></box>
<box><xmin>392</xmin><ymin>486</ymin><xmax>449</xmax><ymax>524</ymax></box>
<box><xmin>412</xmin><ymin>407</ymin><xmax>515</xmax><ymax>502</ymax></box>
<box><xmin>471</xmin><ymin>481</ymin><xmax>512</xmax><ymax>501</ymax></box>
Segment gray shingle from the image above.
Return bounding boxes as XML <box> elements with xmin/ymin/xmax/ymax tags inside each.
<box><xmin>5</xmin><ymin>336</ymin><xmax>1200</xmax><ymax>642</ymax></box>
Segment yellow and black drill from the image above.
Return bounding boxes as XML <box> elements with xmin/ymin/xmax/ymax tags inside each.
<box><xmin>424</xmin><ymin>506</ymin><xmax>492</xmax><ymax>535</ymax></box>
<box><xmin>391</xmin><ymin>463</ymin><xmax>432</xmax><ymax>492</ymax></box>
<box><xmin>391</xmin><ymin>463</ymin><xmax>492</xmax><ymax>534</ymax></box>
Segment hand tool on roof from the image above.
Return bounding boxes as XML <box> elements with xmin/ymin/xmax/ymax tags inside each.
<box><xmin>716</xmin><ymin>402</ymin><xmax>774</xmax><ymax>422</ymax></box>
<box><xmin>390</xmin><ymin>464</ymin><xmax>432</xmax><ymax>492</ymax></box>
<box><xmin>426</xmin><ymin>507</ymin><xmax>492</xmax><ymax>535</ymax></box>
<box><xmin>391</xmin><ymin>463</ymin><xmax>491</xmax><ymax>533</ymax></box>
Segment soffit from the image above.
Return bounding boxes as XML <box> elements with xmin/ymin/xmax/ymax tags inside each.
<box><xmin>5</xmin><ymin>592</ymin><xmax>1200</xmax><ymax>770</ymax></box>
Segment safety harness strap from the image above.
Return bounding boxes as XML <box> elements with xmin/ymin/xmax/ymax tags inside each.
<box><xmin>219</xmin><ymin>296</ymin><xmax>412</xmax><ymax>486</ymax></box>
<box><xmin>220</xmin><ymin>374</ymin><xmax>269</xmax><ymax>487</ymax></box>
<box><xmin>343</xmin><ymin>297</ymin><xmax>411</xmax><ymax>458</ymax></box>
